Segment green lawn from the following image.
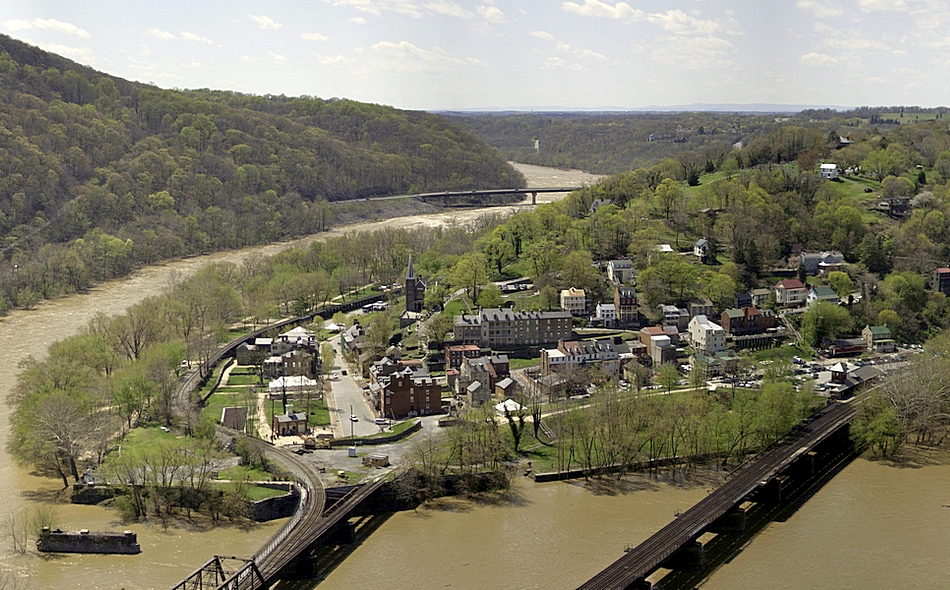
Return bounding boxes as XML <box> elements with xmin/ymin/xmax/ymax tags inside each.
<box><xmin>115</xmin><ymin>426</ymin><xmax>181</xmax><ymax>454</ymax></box>
<box><xmin>226</xmin><ymin>374</ymin><xmax>264</xmax><ymax>386</ymax></box>
<box><xmin>203</xmin><ymin>391</ymin><xmax>254</xmax><ymax>424</ymax></box>
<box><xmin>509</xmin><ymin>358</ymin><xmax>541</xmax><ymax>370</ymax></box>
<box><xmin>217</xmin><ymin>464</ymin><xmax>275</xmax><ymax>482</ymax></box>
<box><xmin>443</xmin><ymin>299</ymin><xmax>467</xmax><ymax>317</ymax></box>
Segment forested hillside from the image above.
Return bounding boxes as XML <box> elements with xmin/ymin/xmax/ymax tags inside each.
<box><xmin>0</xmin><ymin>35</ymin><xmax>523</xmax><ymax>311</ymax></box>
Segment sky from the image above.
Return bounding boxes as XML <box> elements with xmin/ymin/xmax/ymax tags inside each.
<box><xmin>1</xmin><ymin>0</ymin><xmax>948</xmax><ymax>111</ymax></box>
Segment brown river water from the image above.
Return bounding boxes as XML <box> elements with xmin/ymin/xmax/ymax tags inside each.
<box><xmin>2</xmin><ymin>163</ymin><xmax>949</xmax><ymax>589</ymax></box>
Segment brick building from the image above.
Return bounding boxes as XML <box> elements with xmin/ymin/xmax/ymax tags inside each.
<box><xmin>454</xmin><ymin>309</ymin><xmax>573</xmax><ymax>348</ymax></box>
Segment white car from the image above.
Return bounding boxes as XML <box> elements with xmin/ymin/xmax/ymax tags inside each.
<box><xmin>350</xmin><ymin>414</ymin><xmax>359</xmax><ymax>422</ymax></box>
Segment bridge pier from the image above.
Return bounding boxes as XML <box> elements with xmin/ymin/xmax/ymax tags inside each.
<box><xmin>661</xmin><ymin>540</ymin><xmax>705</xmax><ymax>570</ymax></box>
<box><xmin>531</xmin><ymin>191</ymin><xmax>537</xmax><ymax>205</ymax></box>
<box><xmin>709</xmin><ymin>506</ymin><xmax>746</xmax><ymax>533</ymax></box>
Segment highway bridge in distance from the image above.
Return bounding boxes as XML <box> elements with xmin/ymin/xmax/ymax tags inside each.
<box><xmin>331</xmin><ymin>186</ymin><xmax>584</xmax><ymax>206</ymax></box>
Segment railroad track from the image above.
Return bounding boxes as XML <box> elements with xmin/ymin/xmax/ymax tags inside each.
<box><xmin>578</xmin><ymin>401</ymin><xmax>855</xmax><ymax>590</ymax></box>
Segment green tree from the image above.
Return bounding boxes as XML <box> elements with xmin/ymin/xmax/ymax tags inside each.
<box><xmin>827</xmin><ymin>271</ymin><xmax>855</xmax><ymax>297</ymax></box>
<box><xmin>449</xmin><ymin>253</ymin><xmax>489</xmax><ymax>302</ymax></box>
<box><xmin>654</xmin><ymin>178</ymin><xmax>682</xmax><ymax>220</ymax></box>
<box><xmin>801</xmin><ymin>301</ymin><xmax>852</xmax><ymax>347</ymax></box>
<box><xmin>476</xmin><ymin>284</ymin><xmax>504</xmax><ymax>308</ymax></box>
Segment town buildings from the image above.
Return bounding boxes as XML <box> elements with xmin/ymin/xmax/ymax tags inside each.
<box><xmin>687</xmin><ymin>315</ymin><xmax>726</xmax><ymax>354</ymax></box>
<box><xmin>774</xmin><ymin>279</ymin><xmax>808</xmax><ymax>307</ymax></box>
<box><xmin>560</xmin><ymin>287</ymin><xmax>587</xmax><ymax>315</ymax></box>
<box><xmin>606</xmin><ymin>259</ymin><xmax>635</xmax><ymax>284</ymax></box>
<box><xmin>454</xmin><ymin>308</ymin><xmax>573</xmax><ymax>348</ymax></box>
<box><xmin>614</xmin><ymin>286</ymin><xmax>639</xmax><ymax>327</ymax></box>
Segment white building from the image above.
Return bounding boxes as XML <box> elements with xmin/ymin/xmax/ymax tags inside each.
<box><xmin>607</xmin><ymin>259</ymin><xmax>635</xmax><ymax>284</ymax></box>
<box><xmin>560</xmin><ymin>288</ymin><xmax>587</xmax><ymax>315</ymax></box>
<box><xmin>688</xmin><ymin>315</ymin><xmax>726</xmax><ymax>354</ymax></box>
<box><xmin>819</xmin><ymin>163</ymin><xmax>838</xmax><ymax>180</ymax></box>
<box><xmin>595</xmin><ymin>303</ymin><xmax>616</xmax><ymax>325</ymax></box>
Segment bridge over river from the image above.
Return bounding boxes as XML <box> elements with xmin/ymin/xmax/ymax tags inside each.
<box><xmin>334</xmin><ymin>186</ymin><xmax>583</xmax><ymax>207</ymax></box>
<box><xmin>579</xmin><ymin>400</ymin><xmax>856</xmax><ymax>590</ymax></box>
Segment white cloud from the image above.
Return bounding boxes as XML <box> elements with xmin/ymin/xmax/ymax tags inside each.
<box><xmin>529</xmin><ymin>30</ymin><xmax>554</xmax><ymax>41</ymax></box>
<box><xmin>577</xmin><ymin>48</ymin><xmax>609</xmax><ymax>61</ymax></box>
<box><xmin>556</xmin><ymin>41</ymin><xmax>571</xmax><ymax>52</ymax></box>
<box><xmin>646</xmin><ymin>9</ymin><xmax>724</xmax><ymax>35</ymax></box>
<box><xmin>248</xmin><ymin>14</ymin><xmax>283</xmax><ymax>29</ymax></box>
<box><xmin>800</xmin><ymin>52</ymin><xmax>838</xmax><ymax>66</ymax></box>
<box><xmin>562</xmin><ymin>0</ymin><xmax>645</xmax><ymax>21</ymax></box>
<box><xmin>370</xmin><ymin>40</ymin><xmax>484</xmax><ymax>72</ymax></box>
<box><xmin>180</xmin><ymin>31</ymin><xmax>218</xmax><ymax>46</ymax></box>
<box><xmin>478</xmin><ymin>5</ymin><xmax>507</xmax><ymax>23</ymax></box>
<box><xmin>865</xmin><ymin>76</ymin><xmax>886</xmax><ymax>83</ymax></box>
<box><xmin>427</xmin><ymin>1</ymin><xmax>475</xmax><ymax>19</ymax></box>
<box><xmin>268</xmin><ymin>51</ymin><xmax>287</xmax><ymax>64</ymax></box>
<box><xmin>323</xmin><ymin>0</ymin><xmax>424</xmax><ymax>19</ymax></box>
<box><xmin>350</xmin><ymin>17</ymin><xmax>368</xmax><ymax>24</ymax></box>
<box><xmin>144</xmin><ymin>28</ymin><xmax>176</xmax><ymax>41</ymax></box>
<box><xmin>562</xmin><ymin>3</ymin><xmax>739</xmax><ymax>37</ymax></box>
<box><xmin>652</xmin><ymin>35</ymin><xmax>736</xmax><ymax>69</ymax></box>
<box><xmin>301</xmin><ymin>32</ymin><xmax>329</xmax><ymax>41</ymax></box>
<box><xmin>315</xmin><ymin>54</ymin><xmax>353</xmax><ymax>65</ymax></box>
<box><xmin>3</xmin><ymin>18</ymin><xmax>90</xmax><ymax>38</ymax></box>
<box><xmin>796</xmin><ymin>0</ymin><xmax>845</xmax><ymax>19</ymax></box>
<box><xmin>858</xmin><ymin>0</ymin><xmax>909</xmax><ymax>11</ymax></box>
<box><xmin>38</xmin><ymin>43</ymin><xmax>95</xmax><ymax>62</ymax></box>
<box><xmin>542</xmin><ymin>56</ymin><xmax>588</xmax><ymax>71</ymax></box>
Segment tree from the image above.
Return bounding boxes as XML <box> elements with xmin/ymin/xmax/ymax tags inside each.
<box><xmin>654</xmin><ymin>178</ymin><xmax>682</xmax><ymax>220</ymax></box>
<box><xmin>801</xmin><ymin>301</ymin><xmax>852</xmax><ymax>347</ymax></box>
<box><xmin>421</xmin><ymin>312</ymin><xmax>455</xmax><ymax>349</ymax></box>
<box><xmin>320</xmin><ymin>342</ymin><xmax>336</xmax><ymax>376</ymax></box>
<box><xmin>827</xmin><ymin>271</ymin><xmax>855</xmax><ymax>298</ymax></box>
<box><xmin>476</xmin><ymin>284</ymin><xmax>504</xmax><ymax>309</ymax></box>
<box><xmin>449</xmin><ymin>253</ymin><xmax>489</xmax><ymax>302</ymax></box>
<box><xmin>539</xmin><ymin>285</ymin><xmax>560</xmax><ymax>310</ymax></box>
<box><xmin>658</xmin><ymin>363</ymin><xmax>680</xmax><ymax>394</ymax></box>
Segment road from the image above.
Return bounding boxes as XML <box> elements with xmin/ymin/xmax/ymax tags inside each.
<box><xmin>324</xmin><ymin>334</ymin><xmax>383</xmax><ymax>438</ymax></box>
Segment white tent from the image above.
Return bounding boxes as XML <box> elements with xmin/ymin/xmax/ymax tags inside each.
<box><xmin>325</xmin><ymin>322</ymin><xmax>343</xmax><ymax>332</ymax></box>
<box><xmin>494</xmin><ymin>398</ymin><xmax>523</xmax><ymax>416</ymax></box>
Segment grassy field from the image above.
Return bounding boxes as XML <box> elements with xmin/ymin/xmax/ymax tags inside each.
<box><xmin>509</xmin><ymin>358</ymin><xmax>541</xmax><ymax>370</ymax></box>
<box><xmin>203</xmin><ymin>392</ymin><xmax>253</xmax><ymax>424</ymax></box>
<box><xmin>226</xmin><ymin>374</ymin><xmax>264</xmax><ymax>386</ymax></box>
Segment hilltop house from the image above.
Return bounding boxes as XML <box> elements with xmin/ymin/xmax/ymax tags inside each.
<box><xmin>807</xmin><ymin>285</ymin><xmax>841</xmax><ymax>307</ymax></box>
<box><xmin>687</xmin><ymin>315</ymin><xmax>726</xmax><ymax>354</ymax></box>
<box><xmin>774</xmin><ymin>279</ymin><xmax>807</xmax><ymax>307</ymax></box>
<box><xmin>607</xmin><ymin>259</ymin><xmax>635</xmax><ymax>284</ymax></box>
<box><xmin>560</xmin><ymin>288</ymin><xmax>587</xmax><ymax>315</ymax></box>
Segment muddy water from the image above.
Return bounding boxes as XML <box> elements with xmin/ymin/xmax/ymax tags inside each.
<box><xmin>317</xmin><ymin>472</ymin><xmax>717</xmax><ymax>590</ymax></box>
<box><xmin>317</xmin><ymin>457</ymin><xmax>950</xmax><ymax>590</ymax></box>
<box><xmin>0</xmin><ymin>164</ymin><xmax>601</xmax><ymax>588</ymax></box>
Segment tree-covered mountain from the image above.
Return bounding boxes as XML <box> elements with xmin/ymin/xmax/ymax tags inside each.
<box><xmin>0</xmin><ymin>35</ymin><xmax>523</xmax><ymax>310</ymax></box>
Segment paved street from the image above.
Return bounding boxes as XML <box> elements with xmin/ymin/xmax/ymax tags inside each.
<box><xmin>325</xmin><ymin>336</ymin><xmax>383</xmax><ymax>438</ymax></box>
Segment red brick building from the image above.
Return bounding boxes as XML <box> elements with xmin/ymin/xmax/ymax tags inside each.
<box><xmin>444</xmin><ymin>344</ymin><xmax>482</xmax><ymax>371</ymax></box>
<box><xmin>378</xmin><ymin>367</ymin><xmax>442</xmax><ymax>419</ymax></box>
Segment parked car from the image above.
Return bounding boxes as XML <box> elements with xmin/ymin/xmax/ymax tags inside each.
<box><xmin>374</xmin><ymin>418</ymin><xmax>389</xmax><ymax>425</ymax></box>
<box><xmin>350</xmin><ymin>414</ymin><xmax>359</xmax><ymax>422</ymax></box>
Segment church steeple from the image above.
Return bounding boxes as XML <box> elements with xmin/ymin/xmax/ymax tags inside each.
<box><xmin>406</xmin><ymin>254</ymin><xmax>416</xmax><ymax>280</ymax></box>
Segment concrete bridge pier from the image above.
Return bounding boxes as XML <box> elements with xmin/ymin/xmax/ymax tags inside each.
<box><xmin>531</xmin><ymin>191</ymin><xmax>537</xmax><ymax>205</ymax></box>
<box><xmin>759</xmin><ymin>474</ymin><xmax>791</xmax><ymax>504</ymax></box>
<box><xmin>661</xmin><ymin>540</ymin><xmax>705</xmax><ymax>570</ymax></box>
<box><xmin>709</xmin><ymin>506</ymin><xmax>746</xmax><ymax>533</ymax></box>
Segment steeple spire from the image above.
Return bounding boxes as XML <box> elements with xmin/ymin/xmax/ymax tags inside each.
<box><xmin>406</xmin><ymin>254</ymin><xmax>415</xmax><ymax>280</ymax></box>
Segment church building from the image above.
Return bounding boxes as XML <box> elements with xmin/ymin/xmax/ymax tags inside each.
<box><xmin>405</xmin><ymin>254</ymin><xmax>427</xmax><ymax>313</ymax></box>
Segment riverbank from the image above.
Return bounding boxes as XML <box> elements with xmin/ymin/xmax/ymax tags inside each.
<box><xmin>0</xmin><ymin>163</ymin><xmax>602</xmax><ymax>589</ymax></box>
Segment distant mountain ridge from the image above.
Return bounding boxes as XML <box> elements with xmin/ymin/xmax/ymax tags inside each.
<box><xmin>434</xmin><ymin>103</ymin><xmax>854</xmax><ymax>115</ymax></box>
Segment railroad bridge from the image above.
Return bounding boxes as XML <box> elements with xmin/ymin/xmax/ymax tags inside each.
<box><xmin>171</xmin><ymin>479</ymin><xmax>388</xmax><ymax>590</ymax></box>
<box><xmin>579</xmin><ymin>400</ymin><xmax>857</xmax><ymax>590</ymax></box>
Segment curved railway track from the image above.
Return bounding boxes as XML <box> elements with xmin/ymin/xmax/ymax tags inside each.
<box><xmin>578</xmin><ymin>401</ymin><xmax>856</xmax><ymax>590</ymax></box>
